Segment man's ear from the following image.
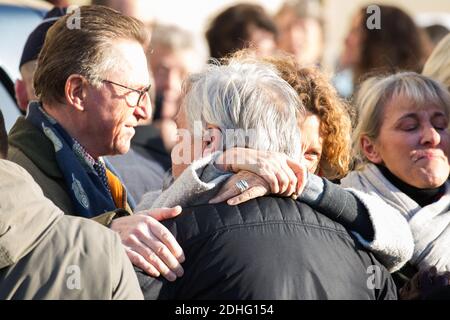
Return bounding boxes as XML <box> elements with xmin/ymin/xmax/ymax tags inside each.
<box><xmin>202</xmin><ymin>125</ymin><xmax>223</xmax><ymax>157</ymax></box>
<box><xmin>65</xmin><ymin>74</ymin><xmax>88</xmax><ymax>111</ymax></box>
<box><xmin>14</xmin><ymin>79</ymin><xmax>29</xmax><ymax>113</ymax></box>
<box><xmin>360</xmin><ymin>135</ymin><xmax>382</xmax><ymax>164</ymax></box>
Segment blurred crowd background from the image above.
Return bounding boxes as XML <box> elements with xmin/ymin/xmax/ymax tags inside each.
<box><xmin>48</xmin><ymin>0</ymin><xmax>450</xmax><ymax>72</ymax></box>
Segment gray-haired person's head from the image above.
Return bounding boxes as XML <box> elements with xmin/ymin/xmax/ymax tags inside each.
<box><xmin>182</xmin><ymin>58</ymin><xmax>304</xmax><ymax>159</ymax></box>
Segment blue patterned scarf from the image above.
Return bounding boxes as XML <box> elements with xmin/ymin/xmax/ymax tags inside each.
<box><xmin>27</xmin><ymin>102</ymin><xmax>117</xmax><ymax>218</ymax></box>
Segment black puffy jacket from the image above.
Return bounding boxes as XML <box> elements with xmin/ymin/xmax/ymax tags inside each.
<box><xmin>137</xmin><ymin>197</ymin><xmax>397</xmax><ymax>300</ymax></box>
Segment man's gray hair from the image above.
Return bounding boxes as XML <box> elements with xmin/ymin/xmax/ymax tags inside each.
<box><xmin>183</xmin><ymin>58</ymin><xmax>304</xmax><ymax>159</ymax></box>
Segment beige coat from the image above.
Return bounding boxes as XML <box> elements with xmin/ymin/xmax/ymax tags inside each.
<box><xmin>0</xmin><ymin>160</ymin><xmax>143</xmax><ymax>299</ymax></box>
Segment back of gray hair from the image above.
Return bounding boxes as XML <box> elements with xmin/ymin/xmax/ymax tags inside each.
<box><xmin>183</xmin><ymin>59</ymin><xmax>304</xmax><ymax>159</ymax></box>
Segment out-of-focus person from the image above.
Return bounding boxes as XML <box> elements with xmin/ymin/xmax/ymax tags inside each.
<box><xmin>274</xmin><ymin>0</ymin><xmax>323</xmax><ymax>67</ymax></box>
<box><xmin>424</xmin><ymin>24</ymin><xmax>449</xmax><ymax>48</ymax></box>
<box><xmin>150</xmin><ymin>23</ymin><xmax>203</xmax><ymax>152</ymax></box>
<box><xmin>15</xmin><ymin>7</ymin><xmax>67</xmax><ymax>113</ymax></box>
<box><xmin>337</xmin><ymin>5</ymin><xmax>432</xmax><ymax>97</ymax></box>
<box><xmin>205</xmin><ymin>3</ymin><xmax>277</xmax><ymax>60</ymax></box>
<box><xmin>150</xmin><ymin>24</ymin><xmax>201</xmax><ymax>122</ymax></box>
<box><xmin>91</xmin><ymin>0</ymin><xmax>155</xmax><ymax>26</ymax></box>
<box><xmin>422</xmin><ymin>33</ymin><xmax>450</xmax><ymax>91</ymax></box>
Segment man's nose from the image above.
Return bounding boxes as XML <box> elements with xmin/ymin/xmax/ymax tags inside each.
<box><xmin>135</xmin><ymin>95</ymin><xmax>151</xmax><ymax>120</ymax></box>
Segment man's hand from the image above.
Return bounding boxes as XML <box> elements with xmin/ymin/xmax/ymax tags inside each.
<box><xmin>110</xmin><ymin>206</ymin><xmax>184</xmax><ymax>281</ymax></box>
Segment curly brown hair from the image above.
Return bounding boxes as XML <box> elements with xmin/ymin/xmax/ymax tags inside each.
<box><xmin>263</xmin><ymin>55</ymin><xmax>353</xmax><ymax>179</ymax></box>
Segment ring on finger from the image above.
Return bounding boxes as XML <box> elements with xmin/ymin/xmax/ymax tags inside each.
<box><xmin>235</xmin><ymin>179</ymin><xmax>249</xmax><ymax>193</ymax></box>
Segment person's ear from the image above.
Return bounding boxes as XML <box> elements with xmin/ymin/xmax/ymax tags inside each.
<box><xmin>14</xmin><ymin>79</ymin><xmax>29</xmax><ymax>113</ymax></box>
<box><xmin>202</xmin><ymin>125</ymin><xmax>222</xmax><ymax>157</ymax></box>
<box><xmin>360</xmin><ymin>135</ymin><xmax>382</xmax><ymax>164</ymax></box>
<box><xmin>65</xmin><ymin>74</ymin><xmax>88</xmax><ymax>111</ymax></box>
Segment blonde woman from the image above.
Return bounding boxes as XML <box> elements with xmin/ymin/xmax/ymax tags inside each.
<box><xmin>341</xmin><ymin>72</ymin><xmax>450</xmax><ymax>296</ymax></box>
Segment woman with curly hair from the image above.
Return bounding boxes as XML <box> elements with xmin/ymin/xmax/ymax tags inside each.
<box><xmin>264</xmin><ymin>56</ymin><xmax>353</xmax><ymax>179</ymax></box>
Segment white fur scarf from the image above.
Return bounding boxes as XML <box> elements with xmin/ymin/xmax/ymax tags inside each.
<box><xmin>136</xmin><ymin>152</ymin><xmax>231</xmax><ymax>211</ymax></box>
<box><xmin>341</xmin><ymin>164</ymin><xmax>450</xmax><ymax>272</ymax></box>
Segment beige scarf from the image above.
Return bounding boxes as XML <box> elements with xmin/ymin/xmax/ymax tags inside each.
<box><xmin>341</xmin><ymin>163</ymin><xmax>450</xmax><ymax>272</ymax></box>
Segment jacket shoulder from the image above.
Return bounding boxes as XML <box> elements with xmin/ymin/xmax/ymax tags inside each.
<box><xmin>166</xmin><ymin>197</ymin><xmax>352</xmax><ymax>244</ymax></box>
<box><xmin>0</xmin><ymin>216</ymin><xmax>142</xmax><ymax>299</ymax></box>
<box><xmin>7</xmin><ymin>144</ymin><xmax>74</xmax><ymax>214</ymax></box>
<box><xmin>146</xmin><ymin>197</ymin><xmax>396</xmax><ymax>300</ymax></box>
<box><xmin>56</xmin><ymin>217</ymin><xmax>143</xmax><ymax>299</ymax></box>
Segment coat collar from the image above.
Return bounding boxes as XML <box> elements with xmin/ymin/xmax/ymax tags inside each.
<box><xmin>8</xmin><ymin>116</ymin><xmax>63</xmax><ymax>179</ymax></box>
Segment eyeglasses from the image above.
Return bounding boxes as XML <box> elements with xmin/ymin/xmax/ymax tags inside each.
<box><xmin>102</xmin><ymin>79</ymin><xmax>151</xmax><ymax>107</ymax></box>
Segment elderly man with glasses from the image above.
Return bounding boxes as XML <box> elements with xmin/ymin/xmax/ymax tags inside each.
<box><xmin>7</xmin><ymin>6</ymin><xmax>185</xmax><ymax>283</ymax></box>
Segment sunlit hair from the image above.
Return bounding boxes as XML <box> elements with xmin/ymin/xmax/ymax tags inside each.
<box><xmin>229</xmin><ymin>50</ymin><xmax>352</xmax><ymax>179</ymax></box>
<box><xmin>422</xmin><ymin>33</ymin><xmax>450</xmax><ymax>91</ymax></box>
<box><xmin>353</xmin><ymin>72</ymin><xmax>450</xmax><ymax>168</ymax></box>
<box><xmin>264</xmin><ymin>55</ymin><xmax>352</xmax><ymax>179</ymax></box>
<box><xmin>182</xmin><ymin>58</ymin><xmax>304</xmax><ymax>159</ymax></box>
<box><xmin>34</xmin><ymin>5</ymin><xmax>148</xmax><ymax>105</ymax></box>
<box><xmin>274</xmin><ymin>0</ymin><xmax>322</xmax><ymax>22</ymax></box>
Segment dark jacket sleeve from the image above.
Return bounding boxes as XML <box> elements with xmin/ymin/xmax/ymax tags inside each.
<box><xmin>300</xmin><ymin>173</ymin><xmax>374</xmax><ymax>241</ymax></box>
